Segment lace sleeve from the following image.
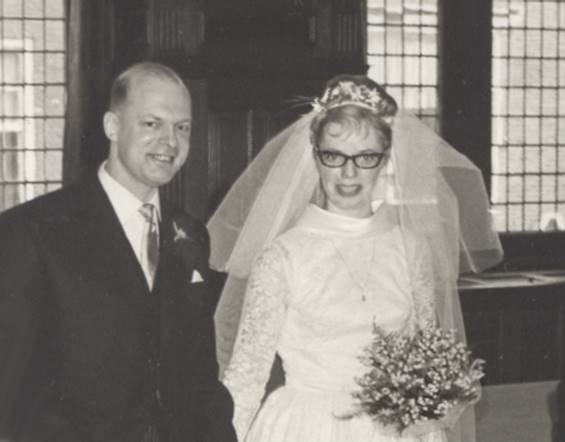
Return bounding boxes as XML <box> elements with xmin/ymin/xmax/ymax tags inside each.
<box><xmin>411</xmin><ymin>237</ymin><xmax>436</xmax><ymax>329</ymax></box>
<box><xmin>222</xmin><ymin>241</ymin><xmax>289</xmax><ymax>441</ymax></box>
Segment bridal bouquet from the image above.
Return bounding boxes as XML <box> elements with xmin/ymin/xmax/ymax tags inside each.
<box><xmin>351</xmin><ymin>325</ymin><xmax>484</xmax><ymax>433</ymax></box>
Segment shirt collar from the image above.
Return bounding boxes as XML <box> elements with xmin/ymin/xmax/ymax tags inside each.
<box><xmin>294</xmin><ymin>203</ymin><xmax>395</xmax><ymax>237</ymax></box>
<box><xmin>98</xmin><ymin>161</ymin><xmax>161</xmax><ymax>224</ymax></box>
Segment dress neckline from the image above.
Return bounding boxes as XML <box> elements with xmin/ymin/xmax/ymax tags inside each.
<box><xmin>295</xmin><ymin>203</ymin><xmax>397</xmax><ymax>237</ymax></box>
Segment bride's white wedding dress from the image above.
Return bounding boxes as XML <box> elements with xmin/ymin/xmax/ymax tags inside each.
<box><xmin>223</xmin><ymin>204</ymin><xmax>446</xmax><ymax>442</ymax></box>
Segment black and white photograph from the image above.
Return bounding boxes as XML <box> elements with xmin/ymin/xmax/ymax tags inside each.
<box><xmin>0</xmin><ymin>1</ymin><xmax>563</xmax><ymax>441</ymax></box>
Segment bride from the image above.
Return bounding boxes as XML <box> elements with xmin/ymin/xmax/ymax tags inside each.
<box><xmin>208</xmin><ymin>75</ymin><xmax>503</xmax><ymax>442</ymax></box>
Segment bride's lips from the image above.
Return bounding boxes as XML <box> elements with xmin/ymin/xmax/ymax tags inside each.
<box><xmin>336</xmin><ymin>184</ymin><xmax>362</xmax><ymax>196</ymax></box>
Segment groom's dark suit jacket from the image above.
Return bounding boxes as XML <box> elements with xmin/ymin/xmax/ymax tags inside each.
<box><xmin>0</xmin><ymin>175</ymin><xmax>236</xmax><ymax>442</ymax></box>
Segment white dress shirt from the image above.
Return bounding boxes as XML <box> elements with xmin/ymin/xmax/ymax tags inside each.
<box><xmin>98</xmin><ymin>161</ymin><xmax>161</xmax><ymax>288</ymax></box>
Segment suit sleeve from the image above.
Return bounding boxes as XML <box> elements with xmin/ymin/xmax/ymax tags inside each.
<box><xmin>0</xmin><ymin>211</ymin><xmax>44</xmax><ymax>438</ymax></box>
<box><xmin>192</xmin><ymin>225</ymin><xmax>237</xmax><ymax>442</ymax></box>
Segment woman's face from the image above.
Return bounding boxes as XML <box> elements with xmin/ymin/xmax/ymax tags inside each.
<box><xmin>314</xmin><ymin>121</ymin><xmax>388</xmax><ymax>218</ymax></box>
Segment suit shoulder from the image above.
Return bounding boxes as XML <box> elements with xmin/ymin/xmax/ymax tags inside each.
<box><xmin>0</xmin><ymin>184</ymin><xmax>79</xmax><ymax>225</ymax></box>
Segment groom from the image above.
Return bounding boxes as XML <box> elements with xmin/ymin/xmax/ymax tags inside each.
<box><xmin>0</xmin><ymin>62</ymin><xmax>236</xmax><ymax>442</ymax></box>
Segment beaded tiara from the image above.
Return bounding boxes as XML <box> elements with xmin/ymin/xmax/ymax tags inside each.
<box><xmin>312</xmin><ymin>80</ymin><xmax>396</xmax><ymax>123</ymax></box>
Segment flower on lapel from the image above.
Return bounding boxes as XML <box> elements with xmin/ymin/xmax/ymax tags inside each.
<box><xmin>170</xmin><ymin>218</ymin><xmax>207</xmax><ymax>280</ymax></box>
<box><xmin>173</xmin><ymin>221</ymin><xmax>189</xmax><ymax>243</ymax></box>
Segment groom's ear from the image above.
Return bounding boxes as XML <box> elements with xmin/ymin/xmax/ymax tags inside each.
<box><xmin>103</xmin><ymin>111</ymin><xmax>120</xmax><ymax>142</ymax></box>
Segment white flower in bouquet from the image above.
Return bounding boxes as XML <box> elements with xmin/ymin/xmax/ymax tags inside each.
<box><xmin>350</xmin><ymin>325</ymin><xmax>484</xmax><ymax>434</ymax></box>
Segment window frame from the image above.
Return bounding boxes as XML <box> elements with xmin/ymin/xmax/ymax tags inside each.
<box><xmin>438</xmin><ymin>0</ymin><xmax>565</xmax><ymax>271</ymax></box>
<box><xmin>0</xmin><ymin>38</ymin><xmax>37</xmax><ymax>205</ymax></box>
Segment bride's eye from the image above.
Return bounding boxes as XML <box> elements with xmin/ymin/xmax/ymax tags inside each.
<box><xmin>321</xmin><ymin>151</ymin><xmax>344</xmax><ymax>164</ymax></box>
<box><xmin>323</xmin><ymin>152</ymin><xmax>339</xmax><ymax>161</ymax></box>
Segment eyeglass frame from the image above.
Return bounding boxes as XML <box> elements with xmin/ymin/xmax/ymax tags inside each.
<box><xmin>314</xmin><ymin>148</ymin><xmax>388</xmax><ymax>169</ymax></box>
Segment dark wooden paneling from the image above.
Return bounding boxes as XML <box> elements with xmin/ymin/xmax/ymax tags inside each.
<box><xmin>147</xmin><ymin>0</ymin><xmax>205</xmax><ymax>58</ymax></box>
<box><xmin>208</xmin><ymin>111</ymin><xmax>251</xmax><ymax>211</ymax></box>
<box><xmin>143</xmin><ymin>0</ymin><xmax>367</xmax><ymax>218</ymax></box>
<box><xmin>461</xmin><ymin>281</ymin><xmax>565</xmax><ymax>385</ymax></box>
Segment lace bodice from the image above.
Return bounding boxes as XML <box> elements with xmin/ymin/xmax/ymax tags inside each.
<box><xmin>223</xmin><ymin>206</ymin><xmax>436</xmax><ymax>441</ymax></box>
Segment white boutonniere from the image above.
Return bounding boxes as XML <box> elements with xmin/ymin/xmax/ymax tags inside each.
<box><xmin>173</xmin><ymin>221</ymin><xmax>189</xmax><ymax>242</ymax></box>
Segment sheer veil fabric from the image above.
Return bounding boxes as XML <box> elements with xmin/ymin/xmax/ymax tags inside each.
<box><xmin>207</xmin><ymin>109</ymin><xmax>503</xmax><ymax>442</ymax></box>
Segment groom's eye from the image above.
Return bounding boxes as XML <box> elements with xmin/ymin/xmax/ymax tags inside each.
<box><xmin>142</xmin><ymin>120</ymin><xmax>158</xmax><ymax>129</ymax></box>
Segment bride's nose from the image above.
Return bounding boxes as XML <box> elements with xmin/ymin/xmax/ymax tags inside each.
<box><xmin>341</xmin><ymin>158</ymin><xmax>358</xmax><ymax>178</ymax></box>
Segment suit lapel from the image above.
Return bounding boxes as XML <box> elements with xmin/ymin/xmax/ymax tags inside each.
<box><xmin>154</xmin><ymin>204</ymin><xmax>184</xmax><ymax>350</ymax></box>
<box><xmin>74</xmin><ymin>176</ymin><xmax>151</xmax><ymax>302</ymax></box>
<box><xmin>60</xmin><ymin>181</ymin><xmax>207</xmax><ymax>352</ymax></box>
<box><xmin>154</xmin><ymin>203</ymin><xmax>204</xmax><ymax>350</ymax></box>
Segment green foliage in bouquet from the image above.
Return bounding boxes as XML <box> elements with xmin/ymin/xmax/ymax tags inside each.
<box><xmin>352</xmin><ymin>325</ymin><xmax>484</xmax><ymax>433</ymax></box>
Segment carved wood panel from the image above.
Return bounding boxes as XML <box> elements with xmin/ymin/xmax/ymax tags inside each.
<box><xmin>146</xmin><ymin>0</ymin><xmax>367</xmax><ymax>218</ymax></box>
<box><xmin>461</xmin><ymin>282</ymin><xmax>565</xmax><ymax>385</ymax></box>
<box><xmin>147</xmin><ymin>0</ymin><xmax>205</xmax><ymax>57</ymax></box>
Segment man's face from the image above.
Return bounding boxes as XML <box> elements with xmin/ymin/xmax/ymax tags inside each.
<box><xmin>104</xmin><ymin>75</ymin><xmax>192</xmax><ymax>201</ymax></box>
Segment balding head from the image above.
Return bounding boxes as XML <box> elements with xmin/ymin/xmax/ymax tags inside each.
<box><xmin>109</xmin><ymin>62</ymin><xmax>190</xmax><ymax>112</ymax></box>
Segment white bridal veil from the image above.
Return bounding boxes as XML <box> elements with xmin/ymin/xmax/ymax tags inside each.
<box><xmin>208</xmin><ymin>104</ymin><xmax>503</xmax><ymax>442</ymax></box>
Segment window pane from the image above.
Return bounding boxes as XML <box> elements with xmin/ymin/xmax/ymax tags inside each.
<box><xmin>31</xmin><ymin>52</ymin><xmax>46</xmax><ymax>84</ymax></box>
<box><xmin>25</xmin><ymin>0</ymin><xmax>44</xmax><ymax>18</ymax></box>
<box><xmin>524</xmin><ymin>203</ymin><xmax>540</xmax><ymax>229</ymax></box>
<box><xmin>367</xmin><ymin>28</ymin><xmax>385</xmax><ymax>54</ymax></box>
<box><xmin>541</xmin><ymin>89</ymin><xmax>557</xmax><ymax>116</ymax></box>
<box><xmin>508</xmin><ymin>204</ymin><xmax>524</xmax><ymax>230</ymax></box>
<box><xmin>491</xmin><ymin>0</ymin><xmax>564</xmax><ymax>232</ymax></box>
<box><xmin>45</xmin><ymin>117</ymin><xmax>64</xmax><ymax>148</ymax></box>
<box><xmin>492</xmin><ymin>175</ymin><xmax>508</xmax><ymax>203</ymax></box>
<box><xmin>525</xmin><ymin>30</ymin><xmax>542</xmax><ymax>57</ymax></box>
<box><xmin>0</xmin><ymin>52</ymin><xmax>22</xmax><ymax>83</ymax></box>
<box><xmin>541</xmin><ymin>147</ymin><xmax>557</xmax><ymax>173</ymax></box>
<box><xmin>0</xmin><ymin>89</ymin><xmax>21</xmax><ymax>116</ymax></box>
<box><xmin>4</xmin><ymin>19</ymin><xmax>24</xmax><ymax>39</ymax></box>
<box><xmin>2</xmin><ymin>0</ymin><xmax>23</xmax><ymax>18</ymax></box>
<box><xmin>509</xmin><ymin>30</ymin><xmax>525</xmax><ymax>57</ymax></box>
<box><xmin>524</xmin><ymin>174</ymin><xmax>540</xmax><ymax>202</ymax></box>
<box><xmin>45</xmin><ymin>0</ymin><xmax>64</xmax><ymax>19</ymax></box>
<box><xmin>507</xmin><ymin>147</ymin><xmax>524</xmax><ymax>174</ymax></box>
<box><xmin>385</xmin><ymin>25</ymin><xmax>402</xmax><ymax>54</ymax></box>
<box><xmin>0</xmin><ymin>3</ymin><xmax>66</xmax><ymax>212</ymax></box>
<box><xmin>558</xmin><ymin>175</ymin><xmax>565</xmax><ymax>201</ymax></box>
<box><xmin>492</xmin><ymin>205</ymin><xmax>507</xmax><ymax>231</ymax></box>
<box><xmin>24</xmin><ymin>19</ymin><xmax>45</xmax><ymax>51</ymax></box>
<box><xmin>541</xmin><ymin>118</ymin><xmax>558</xmax><ymax>145</ymax></box>
<box><xmin>541</xmin><ymin>175</ymin><xmax>557</xmax><ymax>203</ymax></box>
<box><xmin>543</xmin><ymin>3</ymin><xmax>559</xmax><ymax>29</ymax></box>
<box><xmin>45</xmin><ymin>85</ymin><xmax>65</xmax><ymax>115</ymax></box>
<box><xmin>46</xmin><ymin>20</ymin><xmax>65</xmax><ymax>51</ymax></box>
<box><xmin>508</xmin><ymin>176</ymin><xmax>524</xmax><ymax>202</ymax></box>
<box><xmin>508</xmin><ymin>89</ymin><xmax>524</xmax><ymax>116</ymax></box>
<box><xmin>367</xmin><ymin>0</ymin><xmax>439</xmax><ymax>126</ymax></box>
<box><xmin>543</xmin><ymin>30</ymin><xmax>558</xmax><ymax>57</ymax></box>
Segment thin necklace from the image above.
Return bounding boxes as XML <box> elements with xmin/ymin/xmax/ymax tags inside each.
<box><xmin>330</xmin><ymin>236</ymin><xmax>377</xmax><ymax>303</ymax></box>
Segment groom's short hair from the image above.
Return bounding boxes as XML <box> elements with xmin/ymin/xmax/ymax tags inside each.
<box><xmin>109</xmin><ymin>62</ymin><xmax>188</xmax><ymax>111</ymax></box>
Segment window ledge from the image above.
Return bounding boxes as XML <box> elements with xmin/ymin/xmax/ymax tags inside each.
<box><xmin>458</xmin><ymin>270</ymin><xmax>565</xmax><ymax>291</ymax></box>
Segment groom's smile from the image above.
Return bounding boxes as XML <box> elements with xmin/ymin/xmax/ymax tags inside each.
<box><xmin>148</xmin><ymin>153</ymin><xmax>175</xmax><ymax>164</ymax></box>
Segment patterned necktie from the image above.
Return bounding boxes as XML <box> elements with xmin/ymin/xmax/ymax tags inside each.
<box><xmin>139</xmin><ymin>203</ymin><xmax>160</xmax><ymax>286</ymax></box>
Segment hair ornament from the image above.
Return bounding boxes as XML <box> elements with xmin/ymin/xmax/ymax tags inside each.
<box><xmin>312</xmin><ymin>80</ymin><xmax>395</xmax><ymax>123</ymax></box>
